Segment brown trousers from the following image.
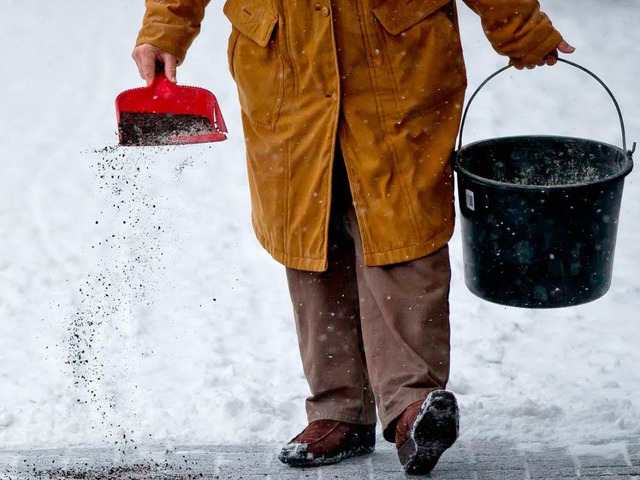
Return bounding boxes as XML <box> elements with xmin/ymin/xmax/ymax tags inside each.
<box><xmin>286</xmin><ymin>151</ymin><xmax>452</xmax><ymax>442</ymax></box>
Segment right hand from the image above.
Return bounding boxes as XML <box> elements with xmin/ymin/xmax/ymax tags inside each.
<box><xmin>131</xmin><ymin>44</ymin><xmax>178</xmax><ymax>85</ymax></box>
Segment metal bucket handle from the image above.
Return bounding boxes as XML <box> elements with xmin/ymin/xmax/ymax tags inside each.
<box><xmin>457</xmin><ymin>58</ymin><xmax>636</xmax><ymax>157</ymax></box>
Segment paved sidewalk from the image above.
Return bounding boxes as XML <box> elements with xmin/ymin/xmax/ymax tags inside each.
<box><xmin>2</xmin><ymin>439</ymin><xmax>639</xmax><ymax>479</ymax></box>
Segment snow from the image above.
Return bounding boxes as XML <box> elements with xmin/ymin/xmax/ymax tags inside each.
<box><xmin>0</xmin><ymin>0</ymin><xmax>638</xmax><ymax>453</ymax></box>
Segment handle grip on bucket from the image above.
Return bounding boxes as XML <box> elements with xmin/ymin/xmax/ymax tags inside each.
<box><xmin>457</xmin><ymin>58</ymin><xmax>635</xmax><ymax>157</ymax></box>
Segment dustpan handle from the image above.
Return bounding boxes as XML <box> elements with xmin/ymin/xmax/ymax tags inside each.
<box><xmin>149</xmin><ymin>61</ymin><xmax>177</xmax><ymax>91</ymax></box>
<box><xmin>457</xmin><ymin>58</ymin><xmax>633</xmax><ymax>156</ymax></box>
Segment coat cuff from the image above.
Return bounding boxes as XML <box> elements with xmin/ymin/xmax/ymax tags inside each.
<box><xmin>136</xmin><ymin>23</ymin><xmax>201</xmax><ymax>65</ymax></box>
<box><xmin>481</xmin><ymin>5</ymin><xmax>563</xmax><ymax>68</ymax></box>
<box><xmin>503</xmin><ymin>19</ymin><xmax>563</xmax><ymax>68</ymax></box>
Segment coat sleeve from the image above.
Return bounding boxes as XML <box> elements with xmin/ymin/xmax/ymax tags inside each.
<box><xmin>135</xmin><ymin>0</ymin><xmax>211</xmax><ymax>64</ymax></box>
<box><xmin>460</xmin><ymin>0</ymin><xmax>563</xmax><ymax>68</ymax></box>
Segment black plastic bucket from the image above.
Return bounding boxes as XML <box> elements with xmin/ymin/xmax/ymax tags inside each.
<box><xmin>454</xmin><ymin>60</ymin><xmax>634</xmax><ymax>308</ymax></box>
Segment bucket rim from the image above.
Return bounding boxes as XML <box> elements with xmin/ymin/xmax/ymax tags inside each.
<box><xmin>453</xmin><ymin>134</ymin><xmax>634</xmax><ymax>191</ymax></box>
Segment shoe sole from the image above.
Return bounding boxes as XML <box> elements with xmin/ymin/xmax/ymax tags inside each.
<box><xmin>278</xmin><ymin>443</ymin><xmax>375</xmax><ymax>467</ymax></box>
<box><xmin>398</xmin><ymin>390</ymin><xmax>459</xmax><ymax>475</ymax></box>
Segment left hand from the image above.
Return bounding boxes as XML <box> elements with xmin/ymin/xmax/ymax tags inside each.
<box><xmin>514</xmin><ymin>40</ymin><xmax>576</xmax><ymax>70</ymax></box>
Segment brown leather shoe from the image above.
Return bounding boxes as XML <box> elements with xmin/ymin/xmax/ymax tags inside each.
<box><xmin>395</xmin><ymin>390</ymin><xmax>459</xmax><ymax>475</ymax></box>
<box><xmin>278</xmin><ymin>419</ymin><xmax>376</xmax><ymax>467</ymax></box>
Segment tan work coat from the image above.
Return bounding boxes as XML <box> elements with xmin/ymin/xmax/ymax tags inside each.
<box><xmin>138</xmin><ymin>0</ymin><xmax>562</xmax><ymax>271</ymax></box>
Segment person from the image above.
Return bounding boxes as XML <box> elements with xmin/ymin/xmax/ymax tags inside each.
<box><xmin>132</xmin><ymin>0</ymin><xmax>574</xmax><ymax>474</ymax></box>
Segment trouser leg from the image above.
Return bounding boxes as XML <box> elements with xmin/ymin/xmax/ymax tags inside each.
<box><xmin>285</xmin><ymin>148</ymin><xmax>451</xmax><ymax>434</ymax></box>
<box><xmin>344</xmin><ymin>208</ymin><xmax>452</xmax><ymax>442</ymax></box>
<box><xmin>285</xmin><ymin>158</ymin><xmax>376</xmax><ymax>426</ymax></box>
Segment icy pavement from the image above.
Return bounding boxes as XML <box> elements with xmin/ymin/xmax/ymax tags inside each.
<box><xmin>2</xmin><ymin>439</ymin><xmax>640</xmax><ymax>479</ymax></box>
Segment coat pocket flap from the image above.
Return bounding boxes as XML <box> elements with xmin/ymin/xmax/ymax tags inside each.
<box><xmin>372</xmin><ymin>0</ymin><xmax>451</xmax><ymax>35</ymax></box>
<box><xmin>223</xmin><ymin>0</ymin><xmax>278</xmax><ymax>47</ymax></box>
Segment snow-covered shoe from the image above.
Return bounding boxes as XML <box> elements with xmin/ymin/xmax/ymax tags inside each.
<box><xmin>395</xmin><ymin>390</ymin><xmax>459</xmax><ymax>475</ymax></box>
<box><xmin>278</xmin><ymin>419</ymin><xmax>376</xmax><ymax>467</ymax></box>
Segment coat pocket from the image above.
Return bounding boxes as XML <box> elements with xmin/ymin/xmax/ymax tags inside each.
<box><xmin>372</xmin><ymin>0</ymin><xmax>466</xmax><ymax>116</ymax></box>
<box><xmin>372</xmin><ymin>0</ymin><xmax>452</xmax><ymax>35</ymax></box>
<box><xmin>224</xmin><ymin>0</ymin><xmax>283</xmax><ymax>129</ymax></box>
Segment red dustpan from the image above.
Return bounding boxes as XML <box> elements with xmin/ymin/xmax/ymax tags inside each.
<box><xmin>115</xmin><ymin>69</ymin><xmax>227</xmax><ymax>146</ymax></box>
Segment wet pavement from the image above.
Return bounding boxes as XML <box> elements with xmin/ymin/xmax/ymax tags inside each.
<box><xmin>1</xmin><ymin>438</ymin><xmax>639</xmax><ymax>479</ymax></box>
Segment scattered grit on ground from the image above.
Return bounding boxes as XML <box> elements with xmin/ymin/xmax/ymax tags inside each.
<box><xmin>3</xmin><ymin>441</ymin><xmax>640</xmax><ymax>479</ymax></box>
<box><xmin>52</xmin><ymin>144</ymin><xmax>210</xmax><ymax>480</ymax></box>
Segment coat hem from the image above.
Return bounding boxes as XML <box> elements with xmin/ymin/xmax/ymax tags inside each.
<box><xmin>362</xmin><ymin>227</ymin><xmax>454</xmax><ymax>267</ymax></box>
<box><xmin>254</xmin><ymin>229</ymin><xmax>328</xmax><ymax>272</ymax></box>
<box><xmin>254</xmin><ymin>223</ymin><xmax>454</xmax><ymax>272</ymax></box>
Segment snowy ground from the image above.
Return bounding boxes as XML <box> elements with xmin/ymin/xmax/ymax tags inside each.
<box><xmin>1</xmin><ymin>0</ymin><xmax>638</xmax><ymax>455</ymax></box>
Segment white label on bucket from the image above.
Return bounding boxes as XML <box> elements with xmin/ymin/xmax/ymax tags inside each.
<box><xmin>465</xmin><ymin>189</ymin><xmax>475</xmax><ymax>211</ymax></box>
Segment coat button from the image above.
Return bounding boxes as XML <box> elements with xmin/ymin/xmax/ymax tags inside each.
<box><xmin>326</xmin><ymin>90</ymin><xmax>338</xmax><ymax>102</ymax></box>
<box><xmin>315</xmin><ymin>3</ymin><xmax>330</xmax><ymax>16</ymax></box>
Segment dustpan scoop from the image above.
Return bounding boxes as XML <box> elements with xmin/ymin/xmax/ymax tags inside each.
<box><xmin>115</xmin><ymin>67</ymin><xmax>228</xmax><ymax>146</ymax></box>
